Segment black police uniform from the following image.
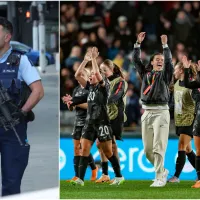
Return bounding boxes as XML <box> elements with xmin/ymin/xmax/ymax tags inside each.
<box><xmin>0</xmin><ymin>49</ymin><xmax>31</xmax><ymax>196</ymax></box>
<box><xmin>71</xmin><ymin>86</ymin><xmax>88</xmax><ymax>140</ymax></box>
<box><xmin>82</xmin><ymin>79</ymin><xmax>112</xmax><ymax>142</ymax></box>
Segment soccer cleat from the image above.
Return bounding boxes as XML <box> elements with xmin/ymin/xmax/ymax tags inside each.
<box><xmin>167</xmin><ymin>176</ymin><xmax>180</xmax><ymax>183</ymax></box>
<box><xmin>95</xmin><ymin>174</ymin><xmax>110</xmax><ymax>183</ymax></box>
<box><xmin>191</xmin><ymin>180</ymin><xmax>200</xmax><ymax>188</ymax></box>
<box><xmin>109</xmin><ymin>179</ymin><xmax>115</xmax><ymax>184</ymax></box>
<box><xmin>66</xmin><ymin>176</ymin><xmax>78</xmax><ymax>182</ymax></box>
<box><xmin>91</xmin><ymin>166</ymin><xmax>98</xmax><ymax>181</ymax></box>
<box><xmin>70</xmin><ymin>178</ymin><xmax>84</xmax><ymax>186</ymax></box>
<box><xmin>109</xmin><ymin>177</ymin><xmax>125</xmax><ymax>185</ymax></box>
<box><xmin>150</xmin><ymin>179</ymin><xmax>166</xmax><ymax>187</ymax></box>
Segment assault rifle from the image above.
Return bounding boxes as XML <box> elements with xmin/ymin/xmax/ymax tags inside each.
<box><xmin>0</xmin><ymin>85</ymin><xmax>23</xmax><ymax>145</ymax></box>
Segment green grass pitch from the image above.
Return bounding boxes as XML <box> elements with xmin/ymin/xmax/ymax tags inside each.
<box><xmin>60</xmin><ymin>180</ymin><xmax>200</xmax><ymax>199</ymax></box>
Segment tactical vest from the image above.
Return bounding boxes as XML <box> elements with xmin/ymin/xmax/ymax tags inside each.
<box><xmin>0</xmin><ymin>49</ymin><xmax>31</xmax><ymax>108</ymax></box>
<box><xmin>107</xmin><ymin>77</ymin><xmax>128</xmax><ymax>121</ymax></box>
<box><xmin>174</xmin><ymin>80</ymin><xmax>195</xmax><ymax>126</ymax></box>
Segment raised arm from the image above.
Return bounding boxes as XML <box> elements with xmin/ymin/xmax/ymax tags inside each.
<box><xmin>183</xmin><ymin>57</ymin><xmax>200</xmax><ymax>88</ymax></box>
<box><xmin>74</xmin><ymin>51</ymin><xmax>91</xmax><ymax>87</ymax></box>
<box><xmin>161</xmin><ymin>35</ymin><xmax>174</xmax><ymax>85</ymax></box>
<box><xmin>132</xmin><ymin>32</ymin><xmax>146</xmax><ymax>78</ymax></box>
<box><xmin>91</xmin><ymin>47</ymin><xmax>105</xmax><ymax>86</ymax></box>
<box><xmin>197</xmin><ymin>60</ymin><xmax>200</xmax><ymax>83</ymax></box>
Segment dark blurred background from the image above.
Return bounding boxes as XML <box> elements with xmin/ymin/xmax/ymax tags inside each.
<box><xmin>60</xmin><ymin>1</ymin><xmax>200</xmax><ymax>137</ymax></box>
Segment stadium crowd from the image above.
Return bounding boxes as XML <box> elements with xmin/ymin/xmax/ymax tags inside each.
<box><xmin>60</xmin><ymin>1</ymin><xmax>200</xmax><ymax>127</ymax></box>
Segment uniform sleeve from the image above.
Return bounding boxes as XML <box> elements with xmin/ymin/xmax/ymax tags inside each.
<box><xmin>184</xmin><ymin>68</ymin><xmax>200</xmax><ymax>89</ymax></box>
<box><xmin>103</xmin><ymin>78</ymin><xmax>110</xmax><ymax>96</ymax></box>
<box><xmin>72</xmin><ymin>87</ymin><xmax>77</xmax><ymax>98</ymax></box>
<box><xmin>18</xmin><ymin>55</ymin><xmax>41</xmax><ymax>85</ymax></box>
<box><xmin>162</xmin><ymin>46</ymin><xmax>174</xmax><ymax>85</ymax></box>
<box><xmin>71</xmin><ymin>97</ymin><xmax>87</xmax><ymax>106</ymax></box>
<box><xmin>71</xmin><ymin>88</ymin><xmax>88</xmax><ymax>106</ymax></box>
<box><xmin>108</xmin><ymin>81</ymin><xmax>125</xmax><ymax>104</ymax></box>
<box><xmin>132</xmin><ymin>45</ymin><xmax>146</xmax><ymax>79</ymax></box>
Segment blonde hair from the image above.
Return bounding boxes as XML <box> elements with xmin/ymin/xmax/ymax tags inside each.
<box><xmin>102</xmin><ymin>59</ymin><xmax>125</xmax><ymax>79</ymax></box>
<box><xmin>170</xmin><ymin>61</ymin><xmax>198</xmax><ymax>92</ymax></box>
<box><xmin>176</xmin><ymin>62</ymin><xmax>197</xmax><ymax>80</ymax></box>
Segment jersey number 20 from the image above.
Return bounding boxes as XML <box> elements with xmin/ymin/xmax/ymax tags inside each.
<box><xmin>99</xmin><ymin>125</ymin><xmax>109</xmax><ymax>137</ymax></box>
<box><xmin>88</xmin><ymin>92</ymin><xmax>95</xmax><ymax>101</ymax></box>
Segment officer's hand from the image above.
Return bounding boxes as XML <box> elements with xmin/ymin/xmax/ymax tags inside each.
<box><xmin>197</xmin><ymin>60</ymin><xmax>200</xmax><ymax>71</ymax></box>
<box><xmin>12</xmin><ymin>110</ymin><xmax>26</xmax><ymax>121</ymax></box>
<box><xmin>137</xmin><ymin>32</ymin><xmax>146</xmax><ymax>43</ymax></box>
<box><xmin>26</xmin><ymin>110</ymin><xmax>35</xmax><ymax>122</ymax></box>
<box><xmin>182</xmin><ymin>56</ymin><xmax>191</xmax><ymax>68</ymax></box>
<box><xmin>160</xmin><ymin>35</ymin><xmax>168</xmax><ymax>45</ymax></box>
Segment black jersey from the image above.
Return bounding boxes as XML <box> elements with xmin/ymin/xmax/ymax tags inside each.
<box><xmin>85</xmin><ymin>79</ymin><xmax>110</xmax><ymax>123</ymax></box>
<box><xmin>72</xmin><ymin>86</ymin><xmax>88</xmax><ymax>126</ymax></box>
<box><xmin>184</xmin><ymin>69</ymin><xmax>200</xmax><ymax>112</ymax></box>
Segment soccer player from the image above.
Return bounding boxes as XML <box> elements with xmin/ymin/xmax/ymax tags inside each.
<box><xmin>62</xmin><ymin>67</ymin><xmax>98</xmax><ymax>182</ymax></box>
<box><xmin>95</xmin><ymin>59</ymin><xmax>128</xmax><ymax>183</ymax></box>
<box><xmin>182</xmin><ymin>56</ymin><xmax>200</xmax><ymax>188</ymax></box>
<box><xmin>132</xmin><ymin>32</ymin><xmax>173</xmax><ymax>187</ymax></box>
<box><xmin>168</xmin><ymin>59</ymin><xmax>196</xmax><ymax>183</ymax></box>
<box><xmin>70</xmin><ymin>47</ymin><xmax>124</xmax><ymax>186</ymax></box>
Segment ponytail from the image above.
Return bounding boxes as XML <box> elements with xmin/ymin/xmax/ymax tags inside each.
<box><xmin>113</xmin><ymin>63</ymin><xmax>125</xmax><ymax>79</ymax></box>
<box><xmin>102</xmin><ymin>59</ymin><xmax>125</xmax><ymax>79</ymax></box>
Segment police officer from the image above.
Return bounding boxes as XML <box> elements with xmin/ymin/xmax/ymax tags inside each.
<box><xmin>0</xmin><ymin>17</ymin><xmax>44</xmax><ymax>196</ymax></box>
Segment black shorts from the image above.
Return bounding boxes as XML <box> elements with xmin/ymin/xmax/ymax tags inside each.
<box><xmin>193</xmin><ymin>112</ymin><xmax>200</xmax><ymax>137</ymax></box>
<box><xmin>82</xmin><ymin>122</ymin><xmax>112</xmax><ymax>142</ymax></box>
<box><xmin>111</xmin><ymin>116</ymin><xmax>124</xmax><ymax>140</ymax></box>
<box><xmin>72</xmin><ymin>126</ymin><xmax>83</xmax><ymax>140</ymax></box>
<box><xmin>176</xmin><ymin>125</ymin><xmax>193</xmax><ymax>138</ymax></box>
